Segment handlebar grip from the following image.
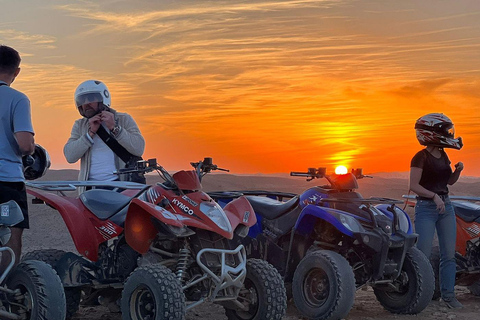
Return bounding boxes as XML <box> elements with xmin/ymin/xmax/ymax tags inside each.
<box><xmin>290</xmin><ymin>172</ymin><xmax>309</xmax><ymax>176</ymax></box>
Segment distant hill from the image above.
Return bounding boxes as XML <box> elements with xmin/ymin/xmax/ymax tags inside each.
<box><xmin>38</xmin><ymin>169</ymin><xmax>480</xmax><ymax>201</ymax></box>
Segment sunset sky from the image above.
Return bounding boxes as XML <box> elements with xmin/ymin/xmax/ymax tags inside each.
<box><xmin>2</xmin><ymin>0</ymin><xmax>480</xmax><ymax>176</ymax></box>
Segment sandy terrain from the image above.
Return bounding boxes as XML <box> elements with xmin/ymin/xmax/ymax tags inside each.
<box><xmin>21</xmin><ymin>170</ymin><xmax>480</xmax><ymax>319</ymax></box>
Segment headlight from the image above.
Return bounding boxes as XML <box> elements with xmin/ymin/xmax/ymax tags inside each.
<box><xmin>336</xmin><ymin>213</ymin><xmax>365</xmax><ymax>233</ymax></box>
<box><xmin>200</xmin><ymin>202</ymin><xmax>232</xmax><ymax>233</ymax></box>
<box><xmin>394</xmin><ymin>207</ymin><xmax>411</xmax><ymax>233</ymax></box>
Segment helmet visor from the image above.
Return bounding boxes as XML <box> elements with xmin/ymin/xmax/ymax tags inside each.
<box><xmin>75</xmin><ymin>92</ymin><xmax>103</xmax><ymax>107</ymax></box>
<box><xmin>415</xmin><ymin>123</ymin><xmax>455</xmax><ymax>138</ymax></box>
<box><xmin>445</xmin><ymin>125</ymin><xmax>455</xmax><ymax>138</ymax></box>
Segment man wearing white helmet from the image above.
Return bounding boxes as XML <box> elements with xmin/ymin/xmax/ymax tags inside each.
<box><xmin>64</xmin><ymin>80</ymin><xmax>145</xmax><ymax>193</ymax></box>
<box><xmin>409</xmin><ymin>113</ymin><xmax>464</xmax><ymax>309</ymax></box>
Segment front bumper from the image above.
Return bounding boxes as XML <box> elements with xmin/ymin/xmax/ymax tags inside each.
<box><xmin>353</xmin><ymin>230</ymin><xmax>418</xmax><ymax>280</ymax></box>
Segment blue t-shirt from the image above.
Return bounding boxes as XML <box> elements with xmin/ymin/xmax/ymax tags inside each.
<box><xmin>0</xmin><ymin>81</ymin><xmax>34</xmax><ymax>182</ymax></box>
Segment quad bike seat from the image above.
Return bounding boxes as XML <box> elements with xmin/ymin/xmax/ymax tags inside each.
<box><xmin>452</xmin><ymin>201</ymin><xmax>480</xmax><ymax>223</ymax></box>
<box><xmin>246</xmin><ymin>196</ymin><xmax>299</xmax><ymax>220</ymax></box>
<box><xmin>80</xmin><ymin>189</ymin><xmax>133</xmax><ymax>220</ymax></box>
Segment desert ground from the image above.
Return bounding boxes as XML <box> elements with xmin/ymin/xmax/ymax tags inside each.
<box><xmin>21</xmin><ymin>169</ymin><xmax>480</xmax><ymax>319</ymax></box>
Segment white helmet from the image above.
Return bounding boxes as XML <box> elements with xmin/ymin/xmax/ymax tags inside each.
<box><xmin>415</xmin><ymin>113</ymin><xmax>463</xmax><ymax>150</ymax></box>
<box><xmin>74</xmin><ymin>80</ymin><xmax>111</xmax><ymax>117</ymax></box>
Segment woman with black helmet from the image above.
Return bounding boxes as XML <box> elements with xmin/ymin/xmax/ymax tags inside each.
<box><xmin>409</xmin><ymin>113</ymin><xmax>464</xmax><ymax>309</ymax></box>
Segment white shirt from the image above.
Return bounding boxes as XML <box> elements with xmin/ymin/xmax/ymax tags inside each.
<box><xmin>88</xmin><ymin>134</ymin><xmax>117</xmax><ymax>181</ymax></box>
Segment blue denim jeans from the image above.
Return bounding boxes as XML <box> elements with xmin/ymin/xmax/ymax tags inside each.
<box><xmin>414</xmin><ymin>197</ymin><xmax>457</xmax><ymax>299</ymax></box>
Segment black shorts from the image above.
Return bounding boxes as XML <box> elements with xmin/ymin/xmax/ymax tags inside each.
<box><xmin>0</xmin><ymin>181</ymin><xmax>29</xmax><ymax>229</ymax></box>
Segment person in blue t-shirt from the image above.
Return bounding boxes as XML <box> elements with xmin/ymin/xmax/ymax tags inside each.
<box><xmin>0</xmin><ymin>45</ymin><xmax>35</xmax><ymax>272</ymax></box>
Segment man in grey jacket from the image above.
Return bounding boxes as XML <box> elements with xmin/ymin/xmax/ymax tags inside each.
<box><xmin>64</xmin><ymin>80</ymin><xmax>145</xmax><ymax>193</ymax></box>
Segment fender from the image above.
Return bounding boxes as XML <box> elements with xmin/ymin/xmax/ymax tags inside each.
<box><xmin>124</xmin><ymin>198</ymin><xmax>185</xmax><ymax>254</ymax></box>
<box><xmin>456</xmin><ymin>217</ymin><xmax>476</xmax><ymax>256</ymax></box>
<box><xmin>27</xmin><ymin>188</ymin><xmax>112</xmax><ymax>261</ymax></box>
<box><xmin>224</xmin><ymin>196</ymin><xmax>257</xmax><ymax>229</ymax></box>
<box><xmin>376</xmin><ymin>204</ymin><xmax>413</xmax><ymax>234</ymax></box>
<box><xmin>173</xmin><ymin>170</ymin><xmax>201</xmax><ymax>191</ymax></box>
<box><xmin>294</xmin><ymin>204</ymin><xmax>355</xmax><ymax>237</ymax></box>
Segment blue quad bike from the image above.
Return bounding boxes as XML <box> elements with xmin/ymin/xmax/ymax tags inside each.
<box><xmin>209</xmin><ymin>167</ymin><xmax>435</xmax><ymax>320</ymax></box>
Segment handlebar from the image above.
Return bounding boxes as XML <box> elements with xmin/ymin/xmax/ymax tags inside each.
<box><xmin>290</xmin><ymin>168</ymin><xmax>326</xmax><ymax>181</ymax></box>
<box><xmin>191</xmin><ymin>157</ymin><xmax>230</xmax><ymax>174</ymax></box>
<box><xmin>290</xmin><ymin>167</ymin><xmax>372</xmax><ymax>181</ymax></box>
<box><xmin>114</xmin><ymin>158</ymin><xmax>159</xmax><ymax>175</ymax></box>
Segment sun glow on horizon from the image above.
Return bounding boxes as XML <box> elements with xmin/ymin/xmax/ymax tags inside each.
<box><xmin>1</xmin><ymin>1</ymin><xmax>479</xmax><ymax>176</ymax></box>
<box><xmin>335</xmin><ymin>166</ymin><xmax>348</xmax><ymax>175</ymax></box>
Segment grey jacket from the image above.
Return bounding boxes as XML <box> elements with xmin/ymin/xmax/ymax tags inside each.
<box><xmin>63</xmin><ymin>108</ymin><xmax>145</xmax><ymax>193</ymax></box>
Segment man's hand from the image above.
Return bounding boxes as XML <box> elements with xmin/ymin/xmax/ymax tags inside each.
<box><xmin>88</xmin><ymin>114</ymin><xmax>102</xmax><ymax>135</ymax></box>
<box><xmin>100</xmin><ymin>111</ymin><xmax>115</xmax><ymax>130</ymax></box>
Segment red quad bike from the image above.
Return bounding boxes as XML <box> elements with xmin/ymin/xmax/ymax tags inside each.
<box><xmin>0</xmin><ymin>200</ymin><xmax>66</xmax><ymax>320</ymax></box>
<box><xmin>405</xmin><ymin>195</ymin><xmax>480</xmax><ymax>299</ymax></box>
<box><xmin>24</xmin><ymin>158</ymin><xmax>286</xmax><ymax>320</ymax></box>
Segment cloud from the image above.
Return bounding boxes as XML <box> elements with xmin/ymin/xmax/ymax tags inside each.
<box><xmin>0</xmin><ymin>29</ymin><xmax>57</xmax><ymax>49</ymax></box>
<box><xmin>387</xmin><ymin>79</ymin><xmax>453</xmax><ymax>97</ymax></box>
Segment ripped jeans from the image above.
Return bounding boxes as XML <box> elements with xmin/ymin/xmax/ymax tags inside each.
<box><xmin>414</xmin><ymin>197</ymin><xmax>456</xmax><ymax>299</ymax></box>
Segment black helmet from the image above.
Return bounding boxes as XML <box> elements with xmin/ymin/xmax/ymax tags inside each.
<box><xmin>23</xmin><ymin>144</ymin><xmax>51</xmax><ymax>180</ymax></box>
<box><xmin>414</xmin><ymin>113</ymin><xmax>463</xmax><ymax>150</ymax></box>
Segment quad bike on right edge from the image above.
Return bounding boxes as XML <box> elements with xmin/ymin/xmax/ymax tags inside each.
<box><xmin>404</xmin><ymin>194</ymin><xmax>480</xmax><ymax>300</ymax></box>
<box><xmin>210</xmin><ymin>167</ymin><xmax>435</xmax><ymax>320</ymax></box>
<box><xmin>24</xmin><ymin>158</ymin><xmax>286</xmax><ymax>320</ymax></box>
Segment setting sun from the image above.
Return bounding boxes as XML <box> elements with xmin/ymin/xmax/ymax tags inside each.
<box><xmin>335</xmin><ymin>166</ymin><xmax>348</xmax><ymax>175</ymax></box>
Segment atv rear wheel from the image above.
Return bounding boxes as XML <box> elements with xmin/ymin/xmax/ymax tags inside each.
<box><xmin>429</xmin><ymin>245</ymin><xmax>441</xmax><ymax>300</ymax></box>
<box><xmin>5</xmin><ymin>260</ymin><xmax>66</xmax><ymax>320</ymax></box>
<box><xmin>121</xmin><ymin>264</ymin><xmax>185</xmax><ymax>320</ymax></box>
<box><xmin>292</xmin><ymin>250</ymin><xmax>355</xmax><ymax>320</ymax></box>
<box><xmin>373</xmin><ymin>247</ymin><xmax>434</xmax><ymax>314</ymax></box>
<box><xmin>224</xmin><ymin>258</ymin><xmax>286</xmax><ymax>320</ymax></box>
<box><xmin>467</xmin><ymin>280</ymin><xmax>480</xmax><ymax>296</ymax></box>
<box><xmin>22</xmin><ymin>249</ymin><xmax>82</xmax><ymax>319</ymax></box>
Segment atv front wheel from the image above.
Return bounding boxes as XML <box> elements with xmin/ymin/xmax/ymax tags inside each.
<box><xmin>292</xmin><ymin>250</ymin><xmax>355</xmax><ymax>320</ymax></box>
<box><xmin>373</xmin><ymin>246</ymin><xmax>434</xmax><ymax>314</ymax></box>
<box><xmin>121</xmin><ymin>264</ymin><xmax>185</xmax><ymax>320</ymax></box>
<box><xmin>5</xmin><ymin>260</ymin><xmax>66</xmax><ymax>320</ymax></box>
<box><xmin>23</xmin><ymin>249</ymin><xmax>82</xmax><ymax>319</ymax></box>
<box><xmin>224</xmin><ymin>258</ymin><xmax>286</xmax><ymax>320</ymax></box>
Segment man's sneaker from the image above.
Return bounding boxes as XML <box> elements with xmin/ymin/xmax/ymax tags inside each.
<box><xmin>442</xmin><ymin>297</ymin><xmax>464</xmax><ymax>309</ymax></box>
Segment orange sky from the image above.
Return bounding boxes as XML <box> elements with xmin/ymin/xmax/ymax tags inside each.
<box><xmin>2</xmin><ymin>0</ymin><xmax>480</xmax><ymax>176</ymax></box>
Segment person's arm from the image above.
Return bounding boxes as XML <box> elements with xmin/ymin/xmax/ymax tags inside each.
<box><xmin>12</xmin><ymin>97</ymin><xmax>35</xmax><ymax>155</ymax></box>
<box><xmin>448</xmin><ymin>162</ymin><xmax>464</xmax><ymax>185</ymax></box>
<box><xmin>14</xmin><ymin>131</ymin><xmax>35</xmax><ymax>155</ymax></box>
<box><xmin>115</xmin><ymin>114</ymin><xmax>145</xmax><ymax>157</ymax></box>
<box><xmin>63</xmin><ymin>120</ymin><xmax>93</xmax><ymax>163</ymax></box>
<box><xmin>409</xmin><ymin>167</ymin><xmax>435</xmax><ymax>198</ymax></box>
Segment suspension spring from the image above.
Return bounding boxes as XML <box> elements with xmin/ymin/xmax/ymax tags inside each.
<box><xmin>176</xmin><ymin>248</ymin><xmax>190</xmax><ymax>283</ymax></box>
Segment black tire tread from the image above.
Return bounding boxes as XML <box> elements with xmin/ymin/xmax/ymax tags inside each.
<box><xmin>292</xmin><ymin>250</ymin><xmax>355</xmax><ymax>320</ymax></box>
<box><xmin>7</xmin><ymin>260</ymin><xmax>66</xmax><ymax>320</ymax></box>
<box><xmin>225</xmin><ymin>258</ymin><xmax>287</xmax><ymax>320</ymax></box>
<box><xmin>467</xmin><ymin>280</ymin><xmax>480</xmax><ymax>296</ymax></box>
<box><xmin>23</xmin><ymin>249</ymin><xmax>81</xmax><ymax>319</ymax></box>
<box><xmin>374</xmin><ymin>247</ymin><xmax>434</xmax><ymax>314</ymax></box>
<box><xmin>121</xmin><ymin>264</ymin><xmax>185</xmax><ymax>320</ymax></box>
<box><xmin>429</xmin><ymin>245</ymin><xmax>441</xmax><ymax>300</ymax></box>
